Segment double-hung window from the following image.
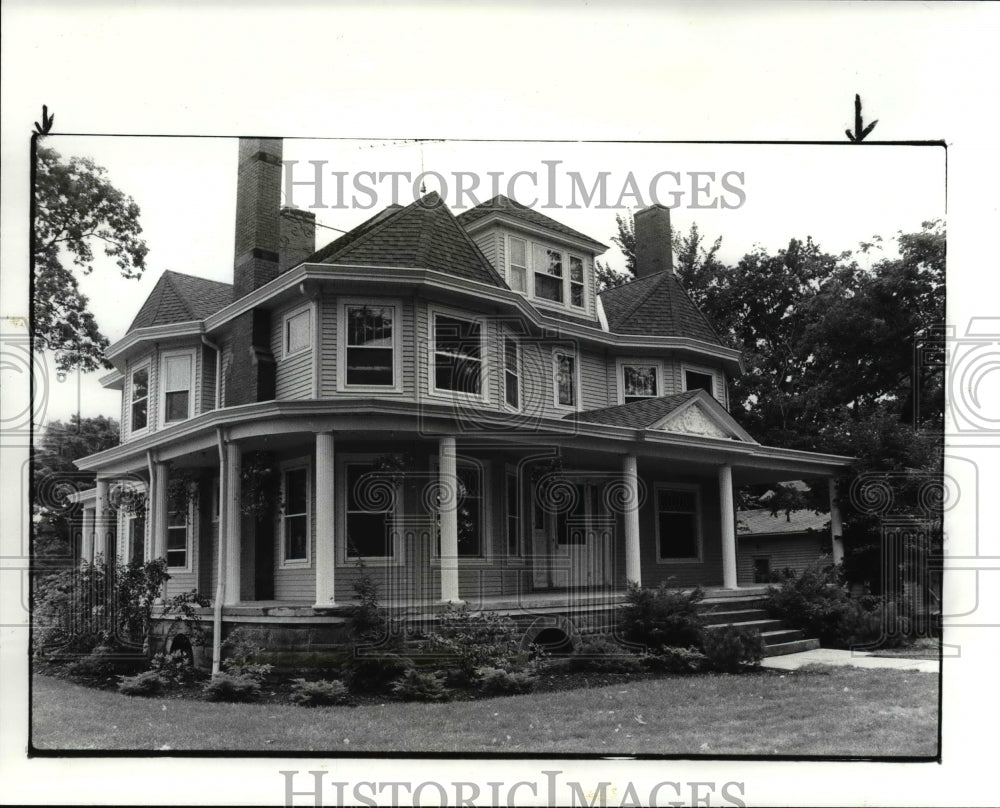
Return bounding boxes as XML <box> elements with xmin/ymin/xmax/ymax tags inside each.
<box><xmin>655</xmin><ymin>486</ymin><xmax>701</xmax><ymax>561</ymax></box>
<box><xmin>130</xmin><ymin>365</ymin><xmax>149</xmax><ymax>433</ymax></box>
<box><xmin>345</xmin><ymin>304</ymin><xmax>395</xmax><ymax>387</ymax></box>
<box><xmin>553</xmin><ymin>350</ymin><xmax>578</xmax><ymax>408</ymax></box>
<box><xmin>533</xmin><ymin>245</ymin><xmax>564</xmax><ymax>303</ymax></box>
<box><xmin>508</xmin><ymin>237</ymin><xmax>528</xmax><ymax>293</ymax></box>
<box><xmin>281</xmin><ymin>465</ymin><xmax>309</xmax><ymax>564</ymax></box>
<box><xmin>505</xmin><ymin>469</ymin><xmax>520</xmax><ymax>556</ymax></box>
<box><xmin>432</xmin><ymin>313</ymin><xmax>483</xmax><ymax>396</ymax></box>
<box><xmin>166</xmin><ymin>508</ymin><xmax>188</xmax><ymax>569</ymax></box>
<box><xmin>344</xmin><ymin>462</ymin><xmax>395</xmax><ymax>559</ymax></box>
<box><xmin>161</xmin><ymin>351</ymin><xmax>193</xmax><ymax>425</ymax></box>
<box><xmin>456</xmin><ymin>462</ymin><xmax>484</xmax><ymax>558</ymax></box>
<box><xmin>620</xmin><ymin>362</ymin><xmax>660</xmax><ymax>404</ymax></box>
<box><xmin>569</xmin><ymin>255</ymin><xmax>585</xmax><ymax>308</ymax></box>
<box><xmin>503</xmin><ymin>335</ymin><xmax>520</xmax><ymax>409</ymax></box>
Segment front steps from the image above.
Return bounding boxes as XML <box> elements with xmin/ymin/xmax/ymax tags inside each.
<box><xmin>699</xmin><ymin>593</ymin><xmax>820</xmax><ymax>658</ymax></box>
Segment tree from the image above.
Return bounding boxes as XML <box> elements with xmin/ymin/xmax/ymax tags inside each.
<box><xmin>595</xmin><ymin>212</ymin><xmax>636</xmax><ymax>291</ymax></box>
<box><xmin>33</xmin><ymin>145</ymin><xmax>148</xmax><ymax>373</ymax></box>
<box><xmin>33</xmin><ymin>415</ymin><xmax>120</xmax><ymax>569</ymax></box>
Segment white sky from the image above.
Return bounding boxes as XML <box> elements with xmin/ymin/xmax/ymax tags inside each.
<box><xmin>40</xmin><ymin>135</ymin><xmax>944</xmax><ymax>423</ymax></box>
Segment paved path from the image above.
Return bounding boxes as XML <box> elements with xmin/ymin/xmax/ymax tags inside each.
<box><xmin>761</xmin><ymin>647</ymin><xmax>938</xmax><ymax>674</ymax></box>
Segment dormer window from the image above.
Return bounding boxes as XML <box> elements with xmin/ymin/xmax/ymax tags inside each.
<box><xmin>509</xmin><ymin>237</ymin><xmax>528</xmax><ymax>293</ymax></box>
<box><xmin>533</xmin><ymin>245</ymin><xmax>563</xmax><ymax>303</ymax></box>
<box><xmin>160</xmin><ymin>350</ymin><xmax>195</xmax><ymax>425</ymax></box>
<box><xmin>569</xmin><ymin>256</ymin><xmax>585</xmax><ymax>308</ymax></box>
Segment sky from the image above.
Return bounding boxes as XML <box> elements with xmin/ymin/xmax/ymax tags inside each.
<box><xmin>38</xmin><ymin>135</ymin><xmax>945</xmax><ymax>425</ymax></box>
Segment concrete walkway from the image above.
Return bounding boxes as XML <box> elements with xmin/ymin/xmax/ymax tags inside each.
<box><xmin>761</xmin><ymin>647</ymin><xmax>939</xmax><ymax>674</ymax></box>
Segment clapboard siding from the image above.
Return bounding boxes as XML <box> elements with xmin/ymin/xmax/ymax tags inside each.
<box><xmin>472</xmin><ymin>230</ymin><xmax>498</xmax><ymax>272</ymax></box>
<box><xmin>271</xmin><ymin>300</ymin><xmax>315</xmax><ymax>400</ymax></box>
<box><xmin>737</xmin><ymin>534</ymin><xmax>824</xmax><ymax>585</ymax></box>
<box><xmin>319</xmin><ymin>291</ymin><xmax>338</xmax><ymax>397</ymax></box>
<box><xmin>579</xmin><ymin>347</ymin><xmax>611</xmax><ymax>410</ymax></box>
<box><xmin>201</xmin><ymin>344</ymin><xmax>217</xmax><ymax>413</ymax></box>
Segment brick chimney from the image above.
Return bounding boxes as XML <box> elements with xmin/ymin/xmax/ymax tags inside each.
<box><xmin>233</xmin><ymin>138</ymin><xmax>282</xmax><ymax>299</ymax></box>
<box><xmin>279</xmin><ymin>207</ymin><xmax>316</xmax><ymax>273</ymax></box>
<box><xmin>633</xmin><ymin>205</ymin><xmax>673</xmax><ymax>278</ymax></box>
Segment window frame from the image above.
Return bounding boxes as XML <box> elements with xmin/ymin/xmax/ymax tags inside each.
<box><xmin>681</xmin><ymin>362</ymin><xmax>721</xmax><ymax>401</ymax></box>
<box><xmin>337</xmin><ymin>454</ymin><xmax>402</xmax><ymax>566</ymax></box>
<box><xmin>279</xmin><ymin>458</ymin><xmax>312</xmax><ymax>568</ymax></box>
<box><xmin>502</xmin><ymin>331</ymin><xmax>521</xmax><ymax>412</ymax></box>
<box><xmin>507</xmin><ymin>234</ymin><xmax>528</xmax><ymax>293</ymax></box>
<box><xmin>654</xmin><ymin>483</ymin><xmax>703</xmax><ymax>564</ymax></box>
<box><xmin>430</xmin><ymin>456</ymin><xmax>492</xmax><ymax>565</ymax></box>
<box><xmin>282</xmin><ymin>303</ymin><xmax>313</xmax><ymax>359</ymax></box>
<box><xmin>532</xmin><ymin>244</ymin><xmax>565</xmax><ymax>305</ymax></box>
<box><xmin>165</xmin><ymin>491</ymin><xmax>194</xmax><ymax>572</ymax></box>
<box><xmin>427</xmin><ymin>305</ymin><xmax>489</xmax><ymax>403</ymax></box>
<box><xmin>616</xmin><ymin>358</ymin><xmax>664</xmax><ymax>405</ymax></box>
<box><xmin>337</xmin><ymin>297</ymin><xmax>403</xmax><ymax>394</ymax></box>
<box><xmin>158</xmin><ymin>348</ymin><xmax>196</xmax><ymax>428</ymax></box>
<box><xmin>551</xmin><ymin>347</ymin><xmax>580</xmax><ymax>411</ymax></box>
<box><xmin>504</xmin><ymin>465</ymin><xmax>523</xmax><ymax>559</ymax></box>
<box><xmin>128</xmin><ymin>359</ymin><xmax>151</xmax><ymax>437</ymax></box>
<box><xmin>568</xmin><ymin>254</ymin><xmax>586</xmax><ymax>309</ymax></box>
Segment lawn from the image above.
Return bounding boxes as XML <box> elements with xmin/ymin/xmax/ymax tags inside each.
<box><xmin>31</xmin><ymin>667</ymin><xmax>938</xmax><ymax>757</ymax></box>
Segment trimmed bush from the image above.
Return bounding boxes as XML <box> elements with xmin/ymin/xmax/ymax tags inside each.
<box><xmin>477</xmin><ymin>667</ymin><xmax>537</xmax><ymax>695</ymax></box>
<box><xmin>567</xmin><ymin>638</ymin><xmax>645</xmax><ymax>674</ymax></box>
<box><xmin>344</xmin><ymin>653</ymin><xmax>414</xmax><ymax>693</ymax></box>
<box><xmin>619</xmin><ymin>583</ymin><xmax>705</xmax><ymax>650</ymax></box>
<box><xmin>117</xmin><ymin>670</ymin><xmax>167</xmax><ymax>697</ymax></box>
<box><xmin>702</xmin><ymin>626</ymin><xmax>764</xmax><ymax>672</ymax></box>
<box><xmin>421</xmin><ymin>605</ymin><xmax>527</xmax><ymax>676</ymax></box>
<box><xmin>203</xmin><ymin>672</ymin><xmax>262</xmax><ymax>702</ymax></box>
<box><xmin>642</xmin><ymin>645</ymin><xmax>707</xmax><ymax>674</ymax></box>
<box><xmin>391</xmin><ymin>669</ymin><xmax>451</xmax><ymax>702</ymax></box>
<box><xmin>289</xmin><ymin>678</ymin><xmax>350</xmax><ymax>707</ymax></box>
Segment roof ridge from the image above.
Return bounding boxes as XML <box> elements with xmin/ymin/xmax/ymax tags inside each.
<box><xmin>163</xmin><ymin>272</ymin><xmax>196</xmax><ymax>322</ymax></box>
<box><xmin>435</xmin><ymin>197</ymin><xmax>509</xmax><ymax>288</ymax></box>
<box><xmin>160</xmin><ymin>268</ymin><xmax>232</xmax><ymax>288</ymax></box>
<box><xmin>666</xmin><ymin>272</ymin><xmax>727</xmax><ymax>346</ymax></box>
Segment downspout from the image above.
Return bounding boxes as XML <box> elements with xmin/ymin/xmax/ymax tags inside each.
<box><xmin>201</xmin><ymin>335</ymin><xmax>221</xmax><ymax>410</ymax></box>
<box><xmin>212</xmin><ymin>427</ymin><xmax>227</xmax><ymax>676</ymax></box>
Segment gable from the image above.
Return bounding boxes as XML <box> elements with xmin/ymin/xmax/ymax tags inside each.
<box><xmin>654</xmin><ymin>400</ymin><xmax>739</xmax><ymax>439</ymax></box>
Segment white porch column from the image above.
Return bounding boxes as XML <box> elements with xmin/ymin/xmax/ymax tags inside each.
<box><xmin>80</xmin><ymin>507</ymin><xmax>95</xmax><ymax>564</ymax></box>
<box><xmin>223</xmin><ymin>441</ymin><xmax>242</xmax><ymax>605</ymax></box>
<box><xmin>151</xmin><ymin>462</ymin><xmax>169</xmax><ymax>561</ymax></box>
<box><xmin>313</xmin><ymin>432</ymin><xmax>337</xmax><ymax>608</ymax></box>
<box><xmin>719</xmin><ymin>464</ymin><xmax>738</xmax><ymax>589</ymax></box>
<box><xmin>94</xmin><ymin>479</ymin><xmax>110</xmax><ymax>561</ymax></box>
<box><xmin>623</xmin><ymin>454</ymin><xmax>642</xmax><ymax>587</ymax></box>
<box><xmin>829</xmin><ymin>477</ymin><xmax>845</xmax><ymax>565</ymax></box>
<box><xmin>438</xmin><ymin>436</ymin><xmax>461</xmax><ymax>603</ymax></box>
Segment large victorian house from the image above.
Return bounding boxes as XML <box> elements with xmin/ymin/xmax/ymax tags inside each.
<box><xmin>72</xmin><ymin>139</ymin><xmax>851</xmax><ymax>661</ymax></box>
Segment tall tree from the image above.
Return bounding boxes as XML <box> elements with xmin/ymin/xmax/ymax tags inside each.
<box><xmin>33</xmin><ymin>145</ymin><xmax>148</xmax><ymax>373</ymax></box>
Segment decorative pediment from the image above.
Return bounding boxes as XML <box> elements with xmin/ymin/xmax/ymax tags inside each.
<box><xmin>651</xmin><ymin>393</ymin><xmax>757</xmax><ymax>443</ymax></box>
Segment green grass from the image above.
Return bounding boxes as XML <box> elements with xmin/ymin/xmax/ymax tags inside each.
<box><xmin>32</xmin><ymin>667</ymin><xmax>938</xmax><ymax>756</ymax></box>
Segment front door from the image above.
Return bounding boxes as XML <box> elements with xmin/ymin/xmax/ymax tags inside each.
<box><xmin>551</xmin><ymin>481</ymin><xmax>611</xmax><ymax>589</ymax></box>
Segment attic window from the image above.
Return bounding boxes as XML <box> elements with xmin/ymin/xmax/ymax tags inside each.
<box><xmin>533</xmin><ymin>245</ymin><xmax>563</xmax><ymax>303</ymax></box>
<box><xmin>509</xmin><ymin>237</ymin><xmax>527</xmax><ymax>292</ymax></box>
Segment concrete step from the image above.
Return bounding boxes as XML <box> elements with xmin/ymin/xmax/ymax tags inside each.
<box><xmin>703</xmin><ymin>618</ymin><xmax>785</xmax><ymax>633</ymax></box>
<box><xmin>699</xmin><ymin>608</ymin><xmax>769</xmax><ymax>623</ymax></box>
<box><xmin>699</xmin><ymin>596</ymin><xmax>769</xmax><ymax>611</ymax></box>
<box><xmin>762</xmin><ymin>638</ymin><xmax>821</xmax><ymax>657</ymax></box>
<box><xmin>759</xmin><ymin>628</ymin><xmax>805</xmax><ymax>645</ymax></box>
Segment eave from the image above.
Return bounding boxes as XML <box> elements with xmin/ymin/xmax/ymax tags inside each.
<box><xmin>460</xmin><ymin>211</ymin><xmax>609</xmax><ymax>253</ymax></box>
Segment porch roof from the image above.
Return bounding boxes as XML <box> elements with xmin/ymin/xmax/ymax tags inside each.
<box><xmin>75</xmin><ymin>397</ymin><xmax>854</xmax><ymax>480</ymax></box>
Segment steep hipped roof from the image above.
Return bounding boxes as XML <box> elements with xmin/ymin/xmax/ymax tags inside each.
<box><xmin>306</xmin><ymin>192</ymin><xmax>507</xmax><ymax>288</ymax></box>
<box><xmin>567</xmin><ymin>390</ymin><xmax>701</xmax><ymax>429</ymax></box>
<box><xmin>457</xmin><ymin>195</ymin><xmax>608</xmax><ymax>249</ymax></box>
<box><xmin>127</xmin><ymin>270</ymin><xmax>233</xmax><ymax>332</ymax></box>
<box><xmin>599</xmin><ymin>271</ymin><xmax>724</xmax><ymax>345</ymax></box>
<box><xmin>737</xmin><ymin>508</ymin><xmax>830</xmax><ymax>535</ymax></box>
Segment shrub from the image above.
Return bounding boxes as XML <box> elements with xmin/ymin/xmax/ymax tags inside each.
<box><xmin>118</xmin><ymin>670</ymin><xmax>167</xmax><ymax>697</ymax></box>
<box><xmin>344</xmin><ymin>653</ymin><xmax>414</xmax><ymax>693</ymax></box>
<box><xmin>149</xmin><ymin>650</ymin><xmax>203</xmax><ymax>686</ymax></box>
<box><xmin>203</xmin><ymin>672</ymin><xmax>262</xmax><ymax>702</ymax></box>
<box><xmin>848</xmin><ymin>599</ymin><xmax>914</xmax><ymax>649</ymax></box>
<box><xmin>64</xmin><ymin>643</ymin><xmax>143</xmax><ymax>684</ymax></box>
<box><xmin>421</xmin><ymin>605</ymin><xmax>526</xmax><ymax>676</ymax></box>
<box><xmin>619</xmin><ymin>583</ymin><xmax>705</xmax><ymax>651</ymax></box>
<box><xmin>220</xmin><ymin>628</ymin><xmax>273</xmax><ymax>682</ymax></box>
<box><xmin>566</xmin><ymin>637</ymin><xmax>645</xmax><ymax>673</ymax></box>
<box><xmin>642</xmin><ymin>645</ymin><xmax>707</xmax><ymax>674</ymax></box>
<box><xmin>391</xmin><ymin>669</ymin><xmax>451</xmax><ymax>702</ymax></box>
<box><xmin>289</xmin><ymin>678</ymin><xmax>350</xmax><ymax>707</ymax></box>
<box><xmin>476</xmin><ymin>667</ymin><xmax>537</xmax><ymax>695</ymax></box>
<box><xmin>702</xmin><ymin>626</ymin><xmax>764</xmax><ymax>673</ymax></box>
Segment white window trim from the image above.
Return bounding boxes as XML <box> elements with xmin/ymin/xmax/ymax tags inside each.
<box><xmin>567</xmin><ymin>253</ymin><xmax>586</xmax><ymax>310</ymax></box>
<box><xmin>501</xmin><ymin>330</ymin><xmax>521</xmax><ymax>412</ymax></box>
<box><xmin>616</xmin><ymin>358</ymin><xmax>665</xmax><ymax>405</ymax></box>
<box><xmin>681</xmin><ymin>362</ymin><xmax>722</xmax><ymax>402</ymax></box>
<box><xmin>127</xmin><ymin>358</ymin><xmax>151</xmax><ymax>437</ymax></box>
<box><xmin>337</xmin><ymin>453</ymin><xmax>403</xmax><ymax>567</ymax></box>
<box><xmin>166</xmin><ymin>492</ymin><xmax>194</xmax><ymax>573</ymax></box>
<box><xmin>654</xmin><ymin>482</ymin><xmax>703</xmax><ymax>564</ymax></box>
<box><xmin>506</xmin><ymin>234</ymin><xmax>529</xmax><ymax>294</ymax></box>
<box><xmin>427</xmin><ymin>304</ymin><xmax>490</xmax><ymax>404</ymax></box>
<box><xmin>504</xmin><ymin>464</ymin><xmax>524</xmax><ymax>561</ymax></box>
<box><xmin>279</xmin><ymin>458</ymin><xmax>312</xmax><ymax>568</ymax></box>
<box><xmin>551</xmin><ymin>347</ymin><xmax>581</xmax><ymax>412</ymax></box>
<box><xmin>336</xmin><ymin>297</ymin><xmax>404</xmax><ymax>394</ymax></box>
<box><xmin>121</xmin><ymin>508</ymin><xmax>148</xmax><ymax>565</ymax></box>
<box><xmin>508</xmin><ymin>232</ymin><xmax>591</xmax><ymax>316</ymax></box>
<box><xmin>158</xmin><ymin>348</ymin><xmax>196</xmax><ymax>428</ymax></box>
<box><xmin>430</xmin><ymin>455</ymin><xmax>492</xmax><ymax>566</ymax></box>
<box><xmin>282</xmin><ymin>302</ymin><xmax>313</xmax><ymax>359</ymax></box>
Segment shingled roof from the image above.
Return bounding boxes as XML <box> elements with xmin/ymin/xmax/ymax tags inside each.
<box><xmin>598</xmin><ymin>271</ymin><xmax>723</xmax><ymax>345</ymax></box>
<box><xmin>567</xmin><ymin>390</ymin><xmax>702</xmax><ymax>429</ymax></box>
<box><xmin>127</xmin><ymin>270</ymin><xmax>233</xmax><ymax>332</ymax></box>
<box><xmin>457</xmin><ymin>195</ymin><xmax>608</xmax><ymax>249</ymax></box>
<box><xmin>737</xmin><ymin>508</ymin><xmax>830</xmax><ymax>535</ymax></box>
<box><xmin>305</xmin><ymin>193</ymin><xmax>507</xmax><ymax>288</ymax></box>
